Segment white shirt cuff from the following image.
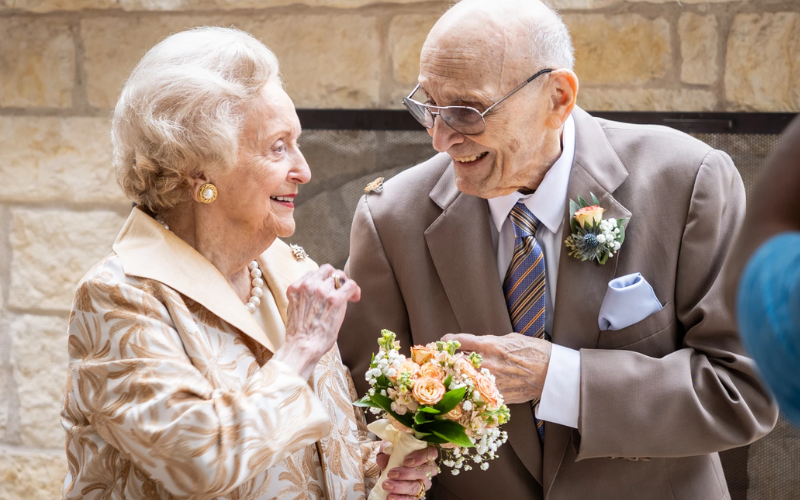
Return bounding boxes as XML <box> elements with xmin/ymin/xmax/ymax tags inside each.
<box><xmin>535</xmin><ymin>344</ymin><xmax>580</xmax><ymax>429</ymax></box>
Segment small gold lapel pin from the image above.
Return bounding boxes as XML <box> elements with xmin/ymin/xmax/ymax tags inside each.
<box><xmin>289</xmin><ymin>244</ymin><xmax>308</xmax><ymax>261</ymax></box>
<box><xmin>364</xmin><ymin>177</ymin><xmax>385</xmax><ymax>194</ymax></box>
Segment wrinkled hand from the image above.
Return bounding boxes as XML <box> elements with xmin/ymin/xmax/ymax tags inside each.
<box><xmin>377</xmin><ymin>442</ymin><xmax>438</xmax><ymax>500</ymax></box>
<box><xmin>442</xmin><ymin>333</ymin><xmax>551</xmax><ymax>404</ymax></box>
<box><xmin>274</xmin><ymin>264</ymin><xmax>360</xmax><ymax>379</ymax></box>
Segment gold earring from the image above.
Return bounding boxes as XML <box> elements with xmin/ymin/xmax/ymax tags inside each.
<box><xmin>197</xmin><ymin>183</ymin><xmax>218</xmax><ymax>204</ymax></box>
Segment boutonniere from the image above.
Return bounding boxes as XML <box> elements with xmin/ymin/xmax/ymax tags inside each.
<box><xmin>564</xmin><ymin>193</ymin><xmax>628</xmax><ymax>265</ymax></box>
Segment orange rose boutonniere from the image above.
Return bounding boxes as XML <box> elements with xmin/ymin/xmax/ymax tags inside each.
<box><xmin>565</xmin><ymin>193</ymin><xmax>628</xmax><ymax>265</ymax></box>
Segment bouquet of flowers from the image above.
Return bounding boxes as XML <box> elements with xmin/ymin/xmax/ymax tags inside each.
<box><xmin>354</xmin><ymin>330</ymin><xmax>510</xmax><ymax>500</ymax></box>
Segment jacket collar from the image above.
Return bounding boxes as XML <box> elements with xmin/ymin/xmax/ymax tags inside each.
<box><xmin>112</xmin><ymin>208</ymin><xmax>316</xmax><ymax>353</ymax></box>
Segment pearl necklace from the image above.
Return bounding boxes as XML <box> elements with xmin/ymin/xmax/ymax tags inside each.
<box><xmin>155</xmin><ymin>215</ymin><xmax>263</xmax><ymax>314</ymax></box>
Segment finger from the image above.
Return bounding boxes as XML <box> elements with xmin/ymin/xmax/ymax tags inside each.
<box><xmin>376</xmin><ymin>453</ymin><xmax>389</xmax><ymax>470</ymax></box>
<box><xmin>426</xmin><ymin>445</ymin><xmax>438</xmax><ymax>462</ymax></box>
<box><xmin>383</xmin><ymin>478</ymin><xmax>425</xmax><ymax>496</ymax></box>
<box><xmin>441</xmin><ymin>333</ymin><xmax>483</xmax><ymax>351</ymax></box>
<box><xmin>402</xmin><ymin>447</ymin><xmax>432</xmax><ymax>467</ymax></box>
<box><xmin>387</xmin><ymin>462</ymin><xmax>438</xmax><ymax>481</ymax></box>
<box><xmin>337</xmin><ymin>278</ymin><xmax>361</xmax><ymax>302</ymax></box>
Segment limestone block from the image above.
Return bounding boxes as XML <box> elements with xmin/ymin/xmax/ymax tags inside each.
<box><xmin>0</xmin><ymin>451</ymin><xmax>67</xmax><ymax>500</ymax></box>
<box><xmin>565</xmin><ymin>14</ymin><xmax>671</xmax><ymax>85</ymax></box>
<box><xmin>389</xmin><ymin>14</ymin><xmax>440</xmax><ymax>86</ymax></box>
<box><xmin>118</xmin><ymin>0</ymin><xmax>430</xmax><ymax>10</ymax></box>
<box><xmin>0</xmin><ymin>17</ymin><xmax>75</xmax><ymax>108</ymax></box>
<box><xmin>0</xmin><ymin>117</ymin><xmax>126</xmax><ymax>203</ymax></box>
<box><xmin>10</xmin><ymin>314</ymin><xmax>69</xmax><ymax>448</ymax></box>
<box><xmin>9</xmin><ymin>209</ymin><xmax>128</xmax><ymax>311</ymax></box>
<box><xmin>548</xmin><ymin>0</ymin><xmax>621</xmax><ymax>8</ymax></box>
<box><xmin>679</xmin><ymin>13</ymin><xmax>718</xmax><ymax>86</ymax></box>
<box><xmin>1</xmin><ymin>0</ymin><xmax>118</xmax><ymax>12</ymax></box>
<box><xmin>579</xmin><ymin>88</ymin><xmax>717</xmax><ymax>111</ymax></box>
<box><xmin>82</xmin><ymin>14</ymin><xmax>382</xmax><ymax>109</ymax></box>
<box><xmin>725</xmin><ymin>13</ymin><xmax>800</xmax><ymax>112</ymax></box>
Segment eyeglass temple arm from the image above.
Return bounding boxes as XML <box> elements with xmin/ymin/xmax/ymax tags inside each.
<box><xmin>481</xmin><ymin>69</ymin><xmax>554</xmax><ymax>117</ymax></box>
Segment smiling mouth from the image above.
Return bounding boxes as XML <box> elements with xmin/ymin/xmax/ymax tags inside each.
<box><xmin>270</xmin><ymin>195</ymin><xmax>295</xmax><ymax>207</ymax></box>
<box><xmin>453</xmin><ymin>151</ymin><xmax>489</xmax><ymax>164</ymax></box>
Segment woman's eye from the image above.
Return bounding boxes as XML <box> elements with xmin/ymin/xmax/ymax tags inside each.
<box><xmin>272</xmin><ymin>141</ymin><xmax>286</xmax><ymax>154</ymax></box>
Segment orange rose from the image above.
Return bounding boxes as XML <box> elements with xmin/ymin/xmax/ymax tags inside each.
<box><xmin>574</xmin><ymin>205</ymin><xmax>605</xmax><ymax>228</ymax></box>
<box><xmin>410</xmin><ymin>345</ymin><xmax>435</xmax><ymax>365</ymax></box>
<box><xmin>412</xmin><ymin>376</ymin><xmax>446</xmax><ymax>405</ymax></box>
<box><xmin>393</xmin><ymin>360</ymin><xmax>421</xmax><ymax>381</ymax></box>
<box><xmin>419</xmin><ymin>362</ymin><xmax>445</xmax><ymax>380</ymax></box>
<box><xmin>454</xmin><ymin>358</ymin><xmax>478</xmax><ymax>379</ymax></box>
<box><xmin>475</xmin><ymin>374</ymin><xmax>500</xmax><ymax>407</ymax></box>
<box><xmin>444</xmin><ymin>404</ymin><xmax>464</xmax><ymax>421</ymax></box>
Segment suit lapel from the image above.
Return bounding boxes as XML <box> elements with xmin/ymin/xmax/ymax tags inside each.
<box><xmin>544</xmin><ymin>108</ymin><xmax>632</xmax><ymax>495</ymax></box>
<box><xmin>425</xmin><ymin>164</ymin><xmax>544</xmax><ymax>486</ymax></box>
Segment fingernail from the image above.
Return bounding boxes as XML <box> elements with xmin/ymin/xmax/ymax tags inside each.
<box><xmin>404</xmin><ymin>458</ymin><xmax>415</xmax><ymax>466</ymax></box>
<box><xmin>388</xmin><ymin>470</ymin><xmax>400</xmax><ymax>479</ymax></box>
<box><xmin>383</xmin><ymin>481</ymin><xmax>394</xmax><ymax>491</ymax></box>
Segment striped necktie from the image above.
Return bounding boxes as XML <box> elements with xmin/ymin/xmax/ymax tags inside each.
<box><xmin>503</xmin><ymin>202</ymin><xmax>548</xmax><ymax>441</ymax></box>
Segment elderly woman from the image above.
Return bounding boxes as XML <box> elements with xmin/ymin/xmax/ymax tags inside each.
<box><xmin>61</xmin><ymin>27</ymin><xmax>436</xmax><ymax>500</ymax></box>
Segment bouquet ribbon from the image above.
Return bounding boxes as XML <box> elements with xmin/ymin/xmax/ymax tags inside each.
<box><xmin>367</xmin><ymin>419</ymin><xmax>428</xmax><ymax>500</ymax></box>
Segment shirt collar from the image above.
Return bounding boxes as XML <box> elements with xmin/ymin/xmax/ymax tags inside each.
<box><xmin>488</xmin><ymin>113</ymin><xmax>575</xmax><ymax>234</ymax></box>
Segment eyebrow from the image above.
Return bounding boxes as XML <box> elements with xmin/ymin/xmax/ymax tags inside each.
<box><xmin>422</xmin><ymin>87</ymin><xmax>490</xmax><ymax>107</ymax></box>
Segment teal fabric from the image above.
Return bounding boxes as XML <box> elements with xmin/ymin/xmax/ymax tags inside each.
<box><xmin>738</xmin><ymin>232</ymin><xmax>800</xmax><ymax>425</ymax></box>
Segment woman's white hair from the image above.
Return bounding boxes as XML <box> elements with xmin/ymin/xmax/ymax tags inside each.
<box><xmin>112</xmin><ymin>26</ymin><xmax>281</xmax><ymax>212</ymax></box>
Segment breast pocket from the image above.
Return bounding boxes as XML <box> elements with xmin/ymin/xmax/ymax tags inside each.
<box><xmin>595</xmin><ymin>301</ymin><xmax>677</xmax><ymax>356</ymax></box>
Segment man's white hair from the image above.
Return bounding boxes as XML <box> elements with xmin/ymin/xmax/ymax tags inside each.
<box><xmin>112</xmin><ymin>26</ymin><xmax>281</xmax><ymax>212</ymax></box>
<box><xmin>528</xmin><ymin>3</ymin><xmax>575</xmax><ymax>71</ymax></box>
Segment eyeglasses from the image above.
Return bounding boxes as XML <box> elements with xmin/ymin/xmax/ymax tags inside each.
<box><xmin>402</xmin><ymin>68</ymin><xmax>554</xmax><ymax>136</ymax></box>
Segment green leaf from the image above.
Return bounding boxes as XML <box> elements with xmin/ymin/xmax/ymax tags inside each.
<box><xmin>417</xmin><ymin>406</ymin><xmax>441</xmax><ymax>414</ymax></box>
<box><xmin>433</xmin><ymin>387</ymin><xmax>466</xmax><ymax>415</ymax></box>
<box><xmin>415</xmin><ymin>410</ymin><xmax>435</xmax><ymax>425</ymax></box>
<box><xmin>443</xmin><ymin>374</ymin><xmax>453</xmax><ymax>389</ymax></box>
<box><xmin>419</xmin><ymin>434</ymin><xmax>448</xmax><ymax>444</ymax></box>
<box><xmin>598</xmin><ymin>252</ymin><xmax>609</xmax><ymax>265</ymax></box>
<box><xmin>577</xmin><ymin>195</ymin><xmax>589</xmax><ymax>208</ymax></box>
<box><xmin>369</xmin><ymin>394</ymin><xmax>414</xmax><ymax>428</ymax></box>
<box><xmin>353</xmin><ymin>396</ymin><xmax>379</xmax><ymax>408</ymax></box>
<box><xmin>423</xmin><ymin>420</ymin><xmax>474</xmax><ymax>448</ymax></box>
<box><xmin>569</xmin><ymin>217</ymin><xmax>579</xmax><ymax>234</ymax></box>
<box><xmin>617</xmin><ymin>220</ymin><xmax>627</xmax><ymax>244</ymax></box>
<box><xmin>590</xmin><ymin>192</ymin><xmax>600</xmax><ymax>206</ymax></box>
<box><xmin>569</xmin><ymin>199</ymin><xmax>580</xmax><ymax>218</ymax></box>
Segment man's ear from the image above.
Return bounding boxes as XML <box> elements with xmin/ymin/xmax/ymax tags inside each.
<box><xmin>545</xmin><ymin>69</ymin><xmax>579</xmax><ymax>130</ymax></box>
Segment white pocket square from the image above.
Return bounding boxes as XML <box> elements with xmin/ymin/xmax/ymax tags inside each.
<box><xmin>598</xmin><ymin>273</ymin><xmax>663</xmax><ymax>331</ymax></box>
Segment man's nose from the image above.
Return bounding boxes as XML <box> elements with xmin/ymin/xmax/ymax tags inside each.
<box><xmin>429</xmin><ymin>116</ymin><xmax>465</xmax><ymax>153</ymax></box>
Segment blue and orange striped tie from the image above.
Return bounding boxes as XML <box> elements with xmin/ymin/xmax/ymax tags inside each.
<box><xmin>503</xmin><ymin>202</ymin><xmax>548</xmax><ymax>442</ymax></box>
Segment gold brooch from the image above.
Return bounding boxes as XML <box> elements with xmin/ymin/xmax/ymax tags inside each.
<box><xmin>364</xmin><ymin>177</ymin><xmax>385</xmax><ymax>194</ymax></box>
<box><xmin>289</xmin><ymin>244</ymin><xmax>308</xmax><ymax>261</ymax></box>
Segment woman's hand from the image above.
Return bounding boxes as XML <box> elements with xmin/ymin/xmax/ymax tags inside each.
<box><xmin>273</xmin><ymin>264</ymin><xmax>361</xmax><ymax>380</ymax></box>
<box><xmin>377</xmin><ymin>443</ymin><xmax>438</xmax><ymax>500</ymax></box>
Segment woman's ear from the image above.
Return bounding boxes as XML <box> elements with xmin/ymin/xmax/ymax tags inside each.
<box><xmin>545</xmin><ymin>69</ymin><xmax>579</xmax><ymax>130</ymax></box>
<box><xmin>188</xmin><ymin>171</ymin><xmax>213</xmax><ymax>203</ymax></box>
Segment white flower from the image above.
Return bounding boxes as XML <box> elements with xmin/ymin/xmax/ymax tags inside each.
<box><xmin>614</xmin><ymin>228</ymin><xmax>620</xmax><ymax>234</ymax></box>
<box><xmin>473</xmin><ymin>455</ymin><xmax>482</xmax><ymax>463</ymax></box>
<box><xmin>451</xmin><ymin>470</ymin><xmax>460</xmax><ymax>476</ymax></box>
<box><xmin>381</xmin><ymin>389</ymin><xmax>387</xmax><ymax>396</ymax></box>
<box><xmin>597</xmin><ymin>234</ymin><xmax>606</xmax><ymax>244</ymax></box>
<box><xmin>368</xmin><ymin>388</ymin><xmax>375</xmax><ymax>396</ymax></box>
<box><xmin>481</xmin><ymin>462</ymin><xmax>489</xmax><ymax>470</ymax></box>
<box><xmin>613</xmin><ymin>242</ymin><xmax>621</xmax><ymax>251</ymax></box>
<box><xmin>463</xmin><ymin>400</ymin><xmax>473</xmax><ymax>411</ymax></box>
<box><xmin>387</xmin><ymin>368</ymin><xmax>397</xmax><ymax>378</ymax></box>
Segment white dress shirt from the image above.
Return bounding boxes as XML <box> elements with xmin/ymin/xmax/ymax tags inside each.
<box><xmin>487</xmin><ymin>114</ymin><xmax>581</xmax><ymax>429</ymax></box>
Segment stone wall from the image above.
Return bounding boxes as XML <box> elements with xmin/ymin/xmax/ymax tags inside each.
<box><xmin>1</xmin><ymin>0</ymin><xmax>799</xmax><ymax>498</ymax></box>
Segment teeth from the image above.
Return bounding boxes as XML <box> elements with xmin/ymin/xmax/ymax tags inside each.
<box><xmin>453</xmin><ymin>152</ymin><xmax>488</xmax><ymax>163</ymax></box>
<box><xmin>271</xmin><ymin>196</ymin><xmax>294</xmax><ymax>202</ymax></box>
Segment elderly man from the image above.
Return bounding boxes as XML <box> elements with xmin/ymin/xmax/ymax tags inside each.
<box><xmin>340</xmin><ymin>0</ymin><xmax>778</xmax><ymax>499</ymax></box>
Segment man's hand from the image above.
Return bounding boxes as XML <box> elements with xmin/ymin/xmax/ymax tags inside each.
<box><xmin>442</xmin><ymin>333</ymin><xmax>552</xmax><ymax>404</ymax></box>
<box><xmin>376</xmin><ymin>442</ymin><xmax>438</xmax><ymax>500</ymax></box>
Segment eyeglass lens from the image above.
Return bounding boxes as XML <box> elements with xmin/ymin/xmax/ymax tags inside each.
<box><xmin>403</xmin><ymin>98</ymin><xmax>485</xmax><ymax>135</ymax></box>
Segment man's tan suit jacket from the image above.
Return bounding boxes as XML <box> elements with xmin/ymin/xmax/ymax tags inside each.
<box><xmin>340</xmin><ymin>108</ymin><xmax>778</xmax><ymax>500</ymax></box>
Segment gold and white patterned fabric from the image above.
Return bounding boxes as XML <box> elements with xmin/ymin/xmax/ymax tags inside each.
<box><xmin>61</xmin><ymin>207</ymin><xmax>380</xmax><ymax>500</ymax></box>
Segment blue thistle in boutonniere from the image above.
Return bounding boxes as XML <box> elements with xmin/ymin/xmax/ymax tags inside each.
<box><xmin>564</xmin><ymin>193</ymin><xmax>628</xmax><ymax>265</ymax></box>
